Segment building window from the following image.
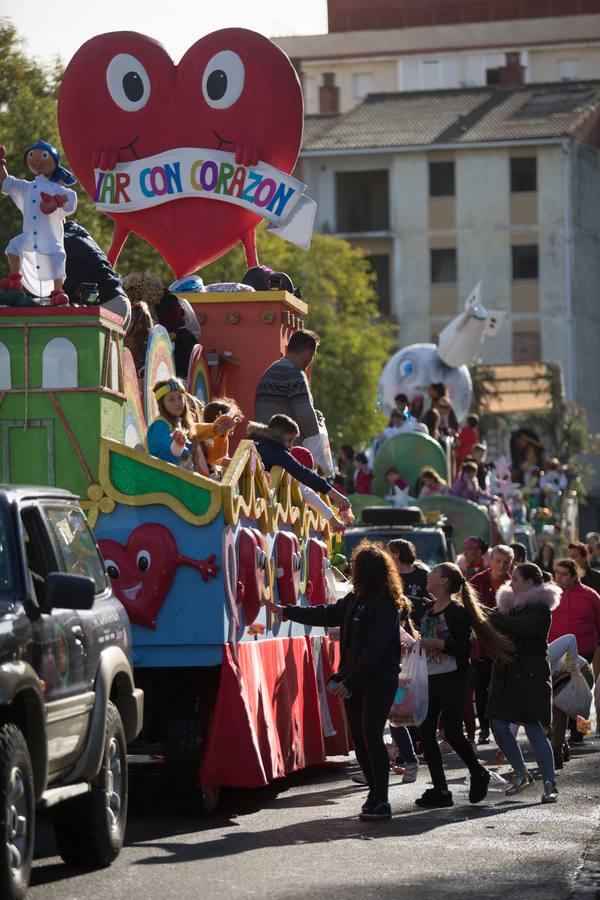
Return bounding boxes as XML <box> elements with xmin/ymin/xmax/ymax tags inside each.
<box><xmin>423</xmin><ymin>60</ymin><xmax>441</xmax><ymax>89</ymax></box>
<box><xmin>335</xmin><ymin>170</ymin><xmax>389</xmax><ymax>232</ymax></box>
<box><xmin>429</xmin><ymin>161</ymin><xmax>455</xmax><ymax>197</ymax></box>
<box><xmin>431</xmin><ymin>248</ymin><xmax>457</xmax><ymax>284</ymax></box>
<box><xmin>559</xmin><ymin>59</ymin><xmax>579</xmax><ymax>81</ymax></box>
<box><xmin>303</xmin><ymin>75</ymin><xmax>317</xmax><ymax>107</ymax></box>
<box><xmin>0</xmin><ymin>342</ymin><xmax>10</xmax><ymax>389</ymax></box>
<box><xmin>513</xmin><ymin>330</ymin><xmax>541</xmax><ymax>363</ymax></box>
<box><xmin>367</xmin><ymin>255</ymin><xmax>391</xmax><ymax>317</ymax></box>
<box><xmin>353</xmin><ymin>72</ymin><xmax>373</xmax><ymax>99</ymax></box>
<box><xmin>512</xmin><ymin>245</ymin><xmax>538</xmax><ymax>280</ymax></box>
<box><xmin>510</xmin><ymin>157</ymin><xmax>537</xmax><ymax>192</ymax></box>
<box><xmin>42</xmin><ymin>338</ymin><xmax>78</xmax><ymax>388</ymax></box>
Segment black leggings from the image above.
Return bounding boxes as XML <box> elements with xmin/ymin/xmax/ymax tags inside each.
<box><xmin>419</xmin><ymin>670</ymin><xmax>483</xmax><ymax>791</ymax></box>
<box><xmin>472</xmin><ymin>658</ymin><xmax>493</xmax><ymax>732</ymax></box>
<box><xmin>345</xmin><ymin>678</ymin><xmax>398</xmax><ymax>805</ymax></box>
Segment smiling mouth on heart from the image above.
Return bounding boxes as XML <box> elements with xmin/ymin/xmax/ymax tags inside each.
<box><xmin>116</xmin><ymin>131</ymin><xmax>236</xmax><ymax>159</ymax></box>
<box><xmin>121</xmin><ymin>582</ymin><xmax>143</xmax><ymax>602</ymax></box>
<box><xmin>119</xmin><ymin>134</ymin><xmax>141</xmax><ymax>160</ymax></box>
<box><xmin>213</xmin><ymin>130</ymin><xmax>235</xmax><ymax>151</ymax></box>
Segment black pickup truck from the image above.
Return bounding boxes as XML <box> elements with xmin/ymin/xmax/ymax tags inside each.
<box><xmin>0</xmin><ymin>486</ymin><xmax>143</xmax><ymax>899</ymax></box>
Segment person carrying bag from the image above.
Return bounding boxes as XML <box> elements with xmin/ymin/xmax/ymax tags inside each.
<box><xmin>267</xmin><ymin>540</ymin><xmax>407</xmax><ymax>822</ymax></box>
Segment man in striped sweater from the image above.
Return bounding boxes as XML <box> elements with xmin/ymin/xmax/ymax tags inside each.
<box><xmin>255</xmin><ymin>330</ymin><xmax>321</xmax><ymax>443</ymax></box>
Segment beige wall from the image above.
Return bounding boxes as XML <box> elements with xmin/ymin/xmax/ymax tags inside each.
<box><xmin>530</xmin><ymin>46</ymin><xmax>600</xmax><ymax>83</ymax></box>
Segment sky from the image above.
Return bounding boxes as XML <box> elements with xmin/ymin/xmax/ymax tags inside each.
<box><xmin>3</xmin><ymin>0</ymin><xmax>328</xmax><ymax>66</ymax></box>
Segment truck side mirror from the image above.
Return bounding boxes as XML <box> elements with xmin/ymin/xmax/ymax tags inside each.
<box><xmin>41</xmin><ymin>572</ymin><xmax>95</xmax><ymax>612</ymax></box>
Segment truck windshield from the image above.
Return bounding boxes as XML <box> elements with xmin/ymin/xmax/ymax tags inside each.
<box><xmin>0</xmin><ymin>509</ymin><xmax>13</xmax><ymax>593</ymax></box>
<box><xmin>343</xmin><ymin>529</ymin><xmax>449</xmax><ymax>570</ymax></box>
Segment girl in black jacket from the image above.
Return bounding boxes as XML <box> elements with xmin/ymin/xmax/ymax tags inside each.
<box><xmin>487</xmin><ymin>563</ymin><xmax>561</xmax><ymax>804</ymax></box>
<box><xmin>268</xmin><ymin>540</ymin><xmax>406</xmax><ymax>822</ymax></box>
<box><xmin>417</xmin><ymin>562</ymin><xmax>515</xmax><ymax>808</ymax></box>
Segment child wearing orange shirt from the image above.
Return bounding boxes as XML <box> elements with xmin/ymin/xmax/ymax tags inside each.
<box><xmin>193</xmin><ymin>397</ymin><xmax>243</xmax><ymax>469</ymax></box>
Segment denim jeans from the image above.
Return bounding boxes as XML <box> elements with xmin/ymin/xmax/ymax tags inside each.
<box><xmin>389</xmin><ymin>724</ymin><xmax>418</xmax><ymax>765</ymax></box>
<box><xmin>491</xmin><ymin>718</ymin><xmax>555</xmax><ymax>783</ymax></box>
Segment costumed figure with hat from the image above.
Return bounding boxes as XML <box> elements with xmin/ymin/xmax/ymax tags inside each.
<box><xmin>0</xmin><ymin>140</ymin><xmax>78</xmax><ymax>305</ymax></box>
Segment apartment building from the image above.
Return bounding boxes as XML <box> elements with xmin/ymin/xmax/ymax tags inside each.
<box><xmin>300</xmin><ymin>80</ymin><xmax>600</xmax><ymax>430</ymax></box>
<box><xmin>275</xmin><ymin>2</ymin><xmax>600</xmax><ymax>114</ymax></box>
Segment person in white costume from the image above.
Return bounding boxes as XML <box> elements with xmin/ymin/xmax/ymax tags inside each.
<box><xmin>1</xmin><ymin>140</ymin><xmax>77</xmax><ymax>304</ymax></box>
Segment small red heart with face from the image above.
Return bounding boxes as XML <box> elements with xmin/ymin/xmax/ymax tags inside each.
<box><xmin>57</xmin><ymin>29</ymin><xmax>303</xmax><ymax>275</ymax></box>
<box><xmin>236</xmin><ymin>526</ymin><xmax>269</xmax><ymax>625</ymax></box>
<box><xmin>99</xmin><ymin>523</ymin><xmax>218</xmax><ymax>629</ymax></box>
<box><xmin>275</xmin><ymin>531</ymin><xmax>301</xmax><ymax>606</ymax></box>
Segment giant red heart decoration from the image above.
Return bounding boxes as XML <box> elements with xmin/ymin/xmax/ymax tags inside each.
<box><xmin>98</xmin><ymin>523</ymin><xmax>218</xmax><ymax>629</ymax></box>
<box><xmin>57</xmin><ymin>29</ymin><xmax>303</xmax><ymax>276</ymax></box>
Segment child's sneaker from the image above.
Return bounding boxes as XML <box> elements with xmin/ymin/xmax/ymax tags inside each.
<box><xmin>469</xmin><ymin>767</ymin><xmax>490</xmax><ymax>803</ymax></box>
<box><xmin>401</xmin><ymin>763</ymin><xmax>419</xmax><ymax>784</ymax></box>
<box><xmin>351</xmin><ymin>772</ymin><xmax>368</xmax><ymax>785</ymax></box>
<box><xmin>541</xmin><ymin>781</ymin><xmax>558</xmax><ymax>804</ymax></box>
<box><xmin>415</xmin><ymin>788</ymin><xmax>453</xmax><ymax>808</ymax></box>
<box><xmin>506</xmin><ymin>772</ymin><xmax>534</xmax><ymax>796</ymax></box>
<box><xmin>359</xmin><ymin>801</ymin><xmax>392</xmax><ymax>821</ymax></box>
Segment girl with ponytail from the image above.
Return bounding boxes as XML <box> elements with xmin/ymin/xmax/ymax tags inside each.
<box><xmin>487</xmin><ymin>562</ymin><xmax>562</xmax><ymax>804</ymax></box>
<box><xmin>415</xmin><ymin>562</ymin><xmax>515</xmax><ymax>808</ymax></box>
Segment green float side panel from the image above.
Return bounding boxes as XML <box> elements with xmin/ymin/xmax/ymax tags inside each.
<box><xmin>346</xmin><ymin>493</ymin><xmax>392</xmax><ymax>520</ymax></box>
<box><xmin>416</xmin><ymin>494</ymin><xmax>490</xmax><ymax>548</ymax></box>
<box><xmin>109</xmin><ymin>452</ymin><xmax>214</xmax><ymax>517</ymax></box>
<box><xmin>7</xmin><ymin>422</ymin><xmax>54</xmax><ymax>485</ymax></box>
<box><xmin>373</xmin><ymin>433</ymin><xmax>448</xmax><ymax>496</ymax></box>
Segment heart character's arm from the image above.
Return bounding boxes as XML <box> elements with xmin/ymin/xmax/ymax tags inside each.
<box><xmin>241</xmin><ymin>227</ymin><xmax>258</xmax><ymax>268</ymax></box>
<box><xmin>92</xmin><ymin>148</ymin><xmax>121</xmax><ymax>171</ymax></box>
<box><xmin>234</xmin><ymin>144</ymin><xmax>260</xmax><ymax>167</ymax></box>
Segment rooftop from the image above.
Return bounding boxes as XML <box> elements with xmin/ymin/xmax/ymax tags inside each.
<box><xmin>302</xmin><ymin>80</ymin><xmax>600</xmax><ymax>152</ymax></box>
<box><xmin>275</xmin><ymin>14</ymin><xmax>600</xmax><ymax>62</ymax></box>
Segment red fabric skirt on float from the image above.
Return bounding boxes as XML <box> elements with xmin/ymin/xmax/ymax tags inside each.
<box><xmin>200</xmin><ymin>635</ymin><xmax>351</xmax><ymax>788</ymax></box>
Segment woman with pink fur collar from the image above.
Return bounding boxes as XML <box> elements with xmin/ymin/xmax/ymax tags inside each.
<box><xmin>487</xmin><ymin>562</ymin><xmax>562</xmax><ymax>804</ymax></box>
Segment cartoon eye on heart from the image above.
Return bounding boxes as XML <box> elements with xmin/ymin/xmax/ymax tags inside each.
<box><xmin>98</xmin><ymin>523</ymin><xmax>218</xmax><ymax>630</ymax></box>
<box><xmin>57</xmin><ymin>29</ymin><xmax>303</xmax><ymax>277</ymax></box>
<box><xmin>275</xmin><ymin>531</ymin><xmax>301</xmax><ymax>607</ymax></box>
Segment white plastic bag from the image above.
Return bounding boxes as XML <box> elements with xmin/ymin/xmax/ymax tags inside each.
<box><xmin>389</xmin><ymin>641</ymin><xmax>429</xmax><ymax>727</ymax></box>
<box><xmin>553</xmin><ymin>665</ymin><xmax>592</xmax><ymax>718</ymax></box>
<box><xmin>303</xmin><ymin>420</ymin><xmax>334</xmax><ymax>479</ymax></box>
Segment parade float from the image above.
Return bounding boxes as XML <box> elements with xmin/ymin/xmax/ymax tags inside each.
<box><xmin>0</xmin><ymin>28</ymin><xmax>350</xmax><ymax>813</ymax></box>
<box><xmin>362</xmin><ymin>287</ymin><xmax>513</xmax><ymax>547</ymax></box>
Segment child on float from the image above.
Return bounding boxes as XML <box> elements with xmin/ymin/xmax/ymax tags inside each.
<box><xmin>415</xmin><ymin>562</ymin><xmax>515</xmax><ymax>808</ymax></box>
<box><xmin>289</xmin><ymin>446</ymin><xmax>345</xmax><ymax>533</ymax></box>
<box><xmin>147</xmin><ymin>378</ymin><xmax>195</xmax><ymax>469</ymax></box>
<box><xmin>418</xmin><ymin>467</ymin><xmax>449</xmax><ymax>498</ymax></box>
<box><xmin>125</xmin><ymin>301</ymin><xmax>154</xmax><ymax>379</ymax></box>
<box><xmin>353</xmin><ymin>452</ymin><xmax>373</xmax><ymax>495</ymax></box>
<box><xmin>193</xmin><ymin>397</ymin><xmax>243</xmax><ymax>470</ymax></box>
<box><xmin>247</xmin><ymin>415</ymin><xmax>349</xmax><ymax>513</ymax></box>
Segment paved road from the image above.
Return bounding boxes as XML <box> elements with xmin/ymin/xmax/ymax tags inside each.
<box><xmin>30</xmin><ymin>733</ymin><xmax>600</xmax><ymax>900</ymax></box>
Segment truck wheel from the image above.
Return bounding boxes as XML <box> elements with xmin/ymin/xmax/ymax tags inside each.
<box><xmin>165</xmin><ymin>715</ymin><xmax>220</xmax><ymax>815</ymax></box>
<box><xmin>54</xmin><ymin>701</ymin><xmax>128</xmax><ymax>868</ymax></box>
<box><xmin>0</xmin><ymin>724</ymin><xmax>35</xmax><ymax>900</ymax></box>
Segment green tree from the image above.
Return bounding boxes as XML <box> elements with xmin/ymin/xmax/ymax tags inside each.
<box><xmin>0</xmin><ymin>20</ymin><xmax>396</xmax><ymax>447</ymax></box>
